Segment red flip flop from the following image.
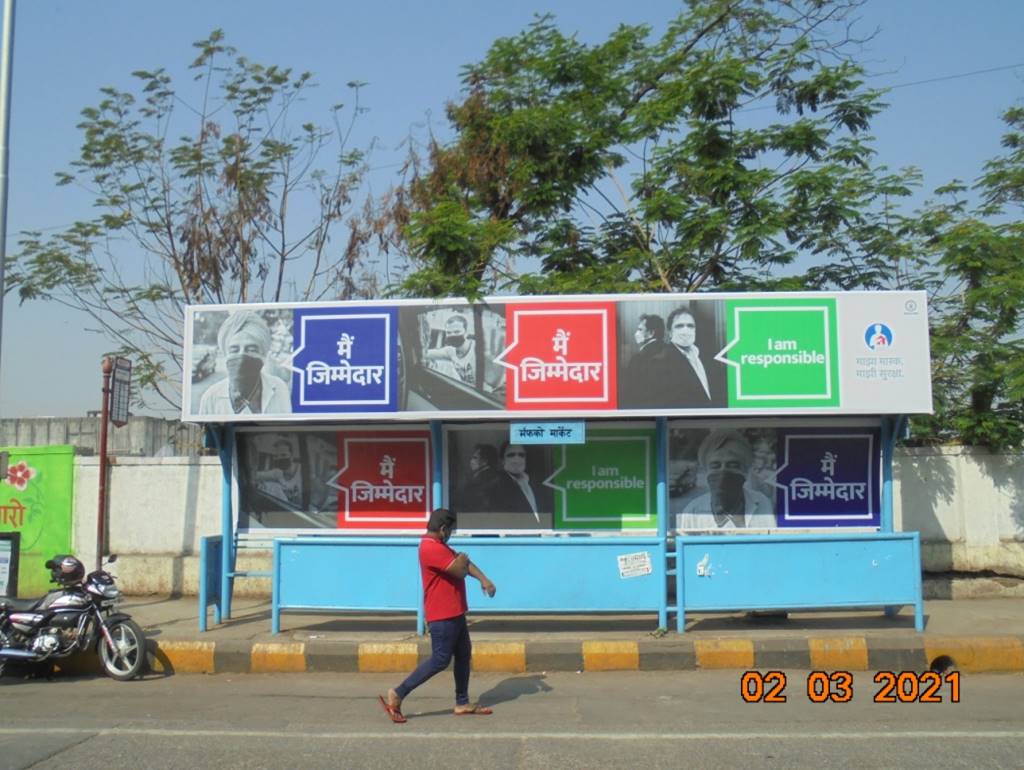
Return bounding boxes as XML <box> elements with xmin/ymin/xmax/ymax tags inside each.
<box><xmin>378</xmin><ymin>694</ymin><xmax>407</xmax><ymax>724</ymax></box>
<box><xmin>454</xmin><ymin>704</ymin><xmax>493</xmax><ymax>716</ymax></box>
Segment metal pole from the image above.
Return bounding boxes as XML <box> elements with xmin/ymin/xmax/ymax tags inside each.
<box><xmin>97</xmin><ymin>357</ymin><xmax>113</xmax><ymax>570</ymax></box>
<box><xmin>0</xmin><ymin>0</ymin><xmax>17</xmax><ymax>388</ymax></box>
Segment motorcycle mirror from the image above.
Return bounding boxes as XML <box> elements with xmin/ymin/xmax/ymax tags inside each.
<box><xmin>44</xmin><ymin>559</ymin><xmax>56</xmax><ymax>569</ymax></box>
<box><xmin>107</xmin><ymin>554</ymin><xmax>118</xmax><ymax>563</ymax></box>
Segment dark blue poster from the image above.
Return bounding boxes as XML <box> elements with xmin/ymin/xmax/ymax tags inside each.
<box><xmin>290</xmin><ymin>307</ymin><xmax>398</xmax><ymax>413</ymax></box>
<box><xmin>772</xmin><ymin>428</ymin><xmax>881</xmax><ymax>528</ymax></box>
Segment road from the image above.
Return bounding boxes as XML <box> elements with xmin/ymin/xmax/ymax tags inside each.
<box><xmin>1</xmin><ymin>670</ymin><xmax>1022</xmax><ymax>769</ymax></box>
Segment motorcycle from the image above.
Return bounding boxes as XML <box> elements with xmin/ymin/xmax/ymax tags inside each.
<box><xmin>0</xmin><ymin>554</ymin><xmax>146</xmax><ymax>681</ymax></box>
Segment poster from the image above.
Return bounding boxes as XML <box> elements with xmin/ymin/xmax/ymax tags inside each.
<box><xmin>445</xmin><ymin>425</ymin><xmax>555</xmax><ymax>531</ymax></box>
<box><xmin>0</xmin><ymin>445</ymin><xmax>75</xmax><ymax>597</ymax></box>
<box><xmin>183</xmin><ymin>291</ymin><xmax>932</xmax><ymax>422</ymax></box>
<box><xmin>668</xmin><ymin>423</ymin><xmax>881</xmax><ymax>531</ymax></box>
<box><xmin>235</xmin><ymin>428</ymin><xmax>432</xmax><ymax>531</ymax></box>
<box><xmin>445</xmin><ymin>423</ymin><xmax>657</xmax><ymax>531</ymax></box>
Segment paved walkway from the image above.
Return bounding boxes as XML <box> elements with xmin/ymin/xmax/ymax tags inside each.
<box><xmin>110</xmin><ymin>596</ymin><xmax>1024</xmax><ymax>676</ymax></box>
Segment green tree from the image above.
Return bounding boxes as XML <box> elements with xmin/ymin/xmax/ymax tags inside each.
<box><xmin>905</xmin><ymin>106</ymin><xmax>1024</xmax><ymax>450</ymax></box>
<box><xmin>389</xmin><ymin>0</ymin><xmax>917</xmax><ymax>299</ymax></box>
<box><xmin>6</xmin><ymin>30</ymin><xmax>386</xmax><ymax>410</ymax></box>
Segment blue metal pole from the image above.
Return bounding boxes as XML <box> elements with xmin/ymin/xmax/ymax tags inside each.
<box><xmin>197</xmin><ymin>536</ymin><xmax>208</xmax><ymax>633</ymax></box>
<box><xmin>430</xmin><ymin>420</ymin><xmax>443</xmax><ymax>508</ymax></box>
<box><xmin>880</xmin><ymin>416</ymin><xmax>896</xmax><ymax>534</ymax></box>
<box><xmin>656</xmin><ymin>416</ymin><xmax>668</xmax><ymax>630</ymax></box>
<box><xmin>271</xmin><ymin>540</ymin><xmax>281</xmax><ymax>634</ymax></box>
<box><xmin>219</xmin><ymin>425</ymin><xmax>235</xmax><ymax>620</ymax></box>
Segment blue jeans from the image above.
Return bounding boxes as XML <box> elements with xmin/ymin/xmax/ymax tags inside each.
<box><xmin>395</xmin><ymin>614</ymin><xmax>472</xmax><ymax>706</ymax></box>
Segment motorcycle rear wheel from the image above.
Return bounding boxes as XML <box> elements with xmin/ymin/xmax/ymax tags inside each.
<box><xmin>98</xmin><ymin>619</ymin><xmax>146</xmax><ymax>681</ymax></box>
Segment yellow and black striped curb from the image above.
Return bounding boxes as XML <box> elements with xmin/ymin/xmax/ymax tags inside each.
<box><xmin>141</xmin><ymin>635</ymin><xmax>1024</xmax><ymax>675</ymax></box>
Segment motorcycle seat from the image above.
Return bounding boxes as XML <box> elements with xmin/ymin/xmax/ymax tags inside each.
<box><xmin>0</xmin><ymin>597</ymin><xmax>40</xmax><ymax>612</ymax></box>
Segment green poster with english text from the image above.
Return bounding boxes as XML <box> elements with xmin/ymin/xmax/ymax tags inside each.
<box><xmin>548</xmin><ymin>428</ymin><xmax>657</xmax><ymax>530</ymax></box>
<box><xmin>719</xmin><ymin>297</ymin><xmax>840</xmax><ymax>409</ymax></box>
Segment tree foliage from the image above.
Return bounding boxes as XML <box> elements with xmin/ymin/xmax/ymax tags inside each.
<box><xmin>7</xmin><ymin>30</ymin><xmax>386</xmax><ymax>410</ymax></box>
<box><xmin>903</xmin><ymin>106</ymin><xmax>1024</xmax><ymax>450</ymax></box>
<box><xmin>386</xmin><ymin>0</ymin><xmax>1022</xmax><ymax>449</ymax></box>
<box><xmin>391</xmin><ymin>0</ymin><xmax>915</xmax><ymax>299</ymax></box>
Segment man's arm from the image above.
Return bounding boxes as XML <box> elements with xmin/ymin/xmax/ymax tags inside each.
<box><xmin>443</xmin><ymin>551</ymin><xmax>470</xmax><ymax>579</ymax></box>
<box><xmin>466</xmin><ymin>558</ymin><xmax>496</xmax><ymax>597</ymax></box>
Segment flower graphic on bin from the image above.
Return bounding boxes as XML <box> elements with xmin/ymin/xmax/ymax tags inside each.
<box><xmin>5</xmin><ymin>461</ymin><xmax>36</xmax><ymax>491</ymax></box>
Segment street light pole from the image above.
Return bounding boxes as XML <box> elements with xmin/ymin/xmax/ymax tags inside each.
<box><xmin>0</xmin><ymin>0</ymin><xmax>15</xmax><ymax>397</ymax></box>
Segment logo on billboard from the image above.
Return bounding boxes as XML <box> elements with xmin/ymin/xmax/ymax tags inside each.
<box><xmin>864</xmin><ymin>323</ymin><xmax>893</xmax><ymax>351</ymax></box>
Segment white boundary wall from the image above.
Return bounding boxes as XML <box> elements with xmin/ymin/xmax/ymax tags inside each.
<box><xmin>69</xmin><ymin>448</ymin><xmax>1024</xmax><ymax>596</ymax></box>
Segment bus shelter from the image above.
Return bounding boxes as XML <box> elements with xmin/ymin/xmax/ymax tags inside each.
<box><xmin>187</xmin><ymin>291</ymin><xmax>931</xmax><ymax>633</ymax></box>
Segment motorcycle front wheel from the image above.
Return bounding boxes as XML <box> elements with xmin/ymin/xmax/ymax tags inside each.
<box><xmin>98</xmin><ymin>619</ymin><xmax>146</xmax><ymax>681</ymax></box>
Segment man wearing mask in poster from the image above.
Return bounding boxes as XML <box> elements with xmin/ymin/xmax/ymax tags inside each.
<box><xmin>677</xmin><ymin>430</ymin><xmax>775</xmax><ymax>530</ymax></box>
<box><xmin>198</xmin><ymin>310</ymin><xmax>291</xmax><ymax>416</ymax></box>
<box><xmin>486</xmin><ymin>442</ymin><xmax>553</xmax><ymax>522</ymax></box>
<box><xmin>254</xmin><ymin>439</ymin><xmax>303</xmax><ymax>507</ymax></box>
<box><xmin>458</xmin><ymin>443</ymin><xmax>502</xmax><ymax>513</ymax></box>
<box><xmin>622</xmin><ymin>313</ymin><xmax>667</xmax><ymax>406</ymax></box>
<box><xmin>650</xmin><ymin>306</ymin><xmax>723</xmax><ymax>407</ymax></box>
<box><xmin>425</xmin><ymin>313</ymin><xmax>476</xmax><ymax>386</ymax></box>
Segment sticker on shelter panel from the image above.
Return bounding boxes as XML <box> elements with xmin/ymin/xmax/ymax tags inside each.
<box><xmin>290</xmin><ymin>307</ymin><xmax>398</xmax><ymax>413</ymax></box>
<box><xmin>326</xmin><ymin>431</ymin><xmax>432</xmax><ymax>529</ymax></box>
<box><xmin>771</xmin><ymin>428</ymin><xmax>881</xmax><ymax>528</ymax></box>
<box><xmin>545</xmin><ymin>428</ymin><xmax>657</xmax><ymax>530</ymax></box>
<box><xmin>494</xmin><ymin>302</ymin><xmax>617</xmax><ymax>410</ymax></box>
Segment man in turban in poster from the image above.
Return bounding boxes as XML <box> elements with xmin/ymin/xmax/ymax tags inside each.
<box><xmin>677</xmin><ymin>429</ymin><xmax>776</xmax><ymax>530</ymax></box>
<box><xmin>198</xmin><ymin>310</ymin><xmax>291</xmax><ymax>416</ymax></box>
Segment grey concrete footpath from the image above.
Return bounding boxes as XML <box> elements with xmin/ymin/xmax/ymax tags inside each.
<box><xmin>102</xmin><ymin>596</ymin><xmax>1024</xmax><ymax>676</ymax></box>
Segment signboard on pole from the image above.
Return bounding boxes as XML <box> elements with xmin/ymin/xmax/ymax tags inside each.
<box><xmin>110</xmin><ymin>357</ymin><xmax>132</xmax><ymax>427</ymax></box>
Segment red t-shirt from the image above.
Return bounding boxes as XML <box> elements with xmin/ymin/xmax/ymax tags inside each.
<box><xmin>419</xmin><ymin>535</ymin><xmax>468</xmax><ymax>623</ymax></box>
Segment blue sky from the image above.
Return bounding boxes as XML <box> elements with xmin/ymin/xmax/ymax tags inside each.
<box><xmin>1</xmin><ymin>0</ymin><xmax>1022</xmax><ymax>418</ymax></box>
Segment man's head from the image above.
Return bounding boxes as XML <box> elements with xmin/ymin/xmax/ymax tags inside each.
<box><xmin>667</xmin><ymin>308</ymin><xmax>697</xmax><ymax>350</ymax></box>
<box><xmin>444</xmin><ymin>314</ymin><xmax>470</xmax><ymax>348</ymax></box>
<box><xmin>697</xmin><ymin>430</ymin><xmax>752</xmax><ymax>513</ymax></box>
<box><xmin>218</xmin><ymin>311</ymin><xmax>272</xmax><ymax>387</ymax></box>
<box><xmin>271</xmin><ymin>439</ymin><xmax>295</xmax><ymax>470</ymax></box>
<box><xmin>470</xmin><ymin>443</ymin><xmax>497</xmax><ymax>474</ymax></box>
<box><xmin>427</xmin><ymin>507</ymin><xmax>457</xmax><ymax>542</ymax></box>
<box><xmin>635</xmin><ymin>314</ymin><xmax>665</xmax><ymax>347</ymax></box>
<box><xmin>499</xmin><ymin>442</ymin><xmax>527</xmax><ymax>477</ymax></box>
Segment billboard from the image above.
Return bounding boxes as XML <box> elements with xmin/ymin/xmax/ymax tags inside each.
<box><xmin>184</xmin><ymin>291</ymin><xmax>931</xmax><ymax>423</ymax></box>
<box><xmin>668</xmin><ymin>422</ymin><xmax>881</xmax><ymax>532</ymax></box>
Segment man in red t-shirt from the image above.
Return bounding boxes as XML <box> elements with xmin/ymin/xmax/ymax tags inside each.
<box><xmin>379</xmin><ymin>508</ymin><xmax>497</xmax><ymax>723</ymax></box>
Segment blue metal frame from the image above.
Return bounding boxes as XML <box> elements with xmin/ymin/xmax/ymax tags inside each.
<box><xmin>197</xmin><ymin>535</ymin><xmax>223</xmax><ymax>631</ymax></box>
<box><xmin>675</xmin><ymin>531</ymin><xmax>924</xmax><ymax>632</ymax></box>
<box><xmin>271</xmin><ymin>535</ymin><xmax>669</xmax><ymax>634</ymax></box>
<box><xmin>209</xmin><ymin>413</ymin><xmax>923</xmax><ymax>638</ymax></box>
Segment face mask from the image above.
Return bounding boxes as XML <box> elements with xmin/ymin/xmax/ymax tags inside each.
<box><xmin>706</xmin><ymin>470</ymin><xmax>747</xmax><ymax>506</ymax></box>
<box><xmin>273</xmin><ymin>458</ymin><xmax>292</xmax><ymax>471</ymax></box>
<box><xmin>226</xmin><ymin>354</ymin><xmax>263</xmax><ymax>384</ymax></box>
<box><xmin>445</xmin><ymin>334</ymin><xmax>465</xmax><ymax>347</ymax></box>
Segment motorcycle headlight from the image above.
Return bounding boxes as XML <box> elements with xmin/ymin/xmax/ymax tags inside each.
<box><xmin>101</xmin><ymin>585</ymin><xmax>120</xmax><ymax>599</ymax></box>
